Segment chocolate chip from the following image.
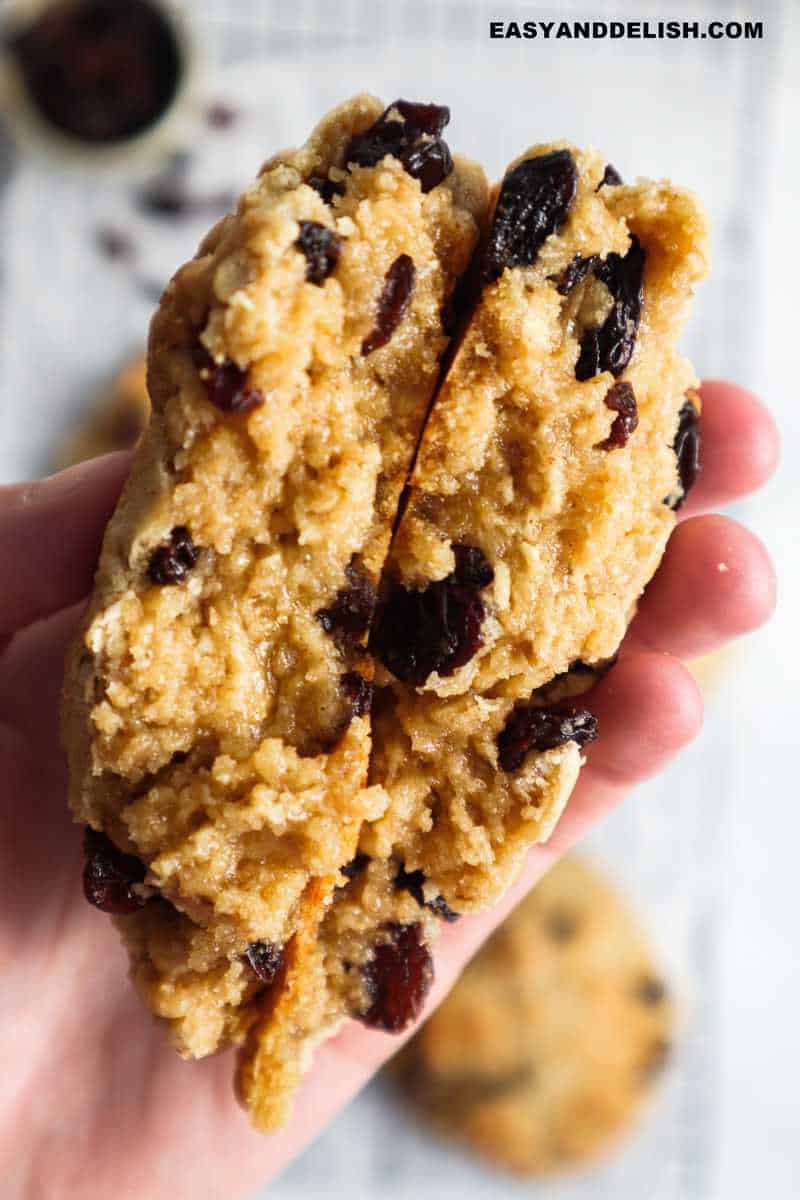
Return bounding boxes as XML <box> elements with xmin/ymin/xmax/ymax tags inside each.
<box><xmin>575</xmin><ymin>236</ymin><xmax>645</xmax><ymax>381</ymax></box>
<box><xmin>243</xmin><ymin>941</ymin><xmax>284</xmax><ymax>985</ymax></box>
<box><xmin>596</xmin><ymin>381</ymin><xmax>638</xmax><ymax>450</ymax></box>
<box><xmin>370</xmin><ymin>544</ymin><xmax>493</xmax><ymax>686</ymax></box>
<box><xmin>497</xmin><ymin>705</ymin><xmax>598</xmax><ymax>772</ymax></box>
<box><xmin>362</xmin><ymin>254</ymin><xmax>416</xmax><ymax>356</ymax></box>
<box><xmin>295</xmin><ymin>220</ymin><xmax>341</xmax><ymax>285</ymax></box>
<box><xmin>482</xmin><ymin>150</ymin><xmax>578</xmax><ymax>284</ymax></box>
<box><xmin>598</xmin><ymin>163</ymin><xmax>623</xmax><ymax>189</ymax></box>
<box><xmin>359</xmin><ymin>923</ymin><xmax>433</xmax><ymax>1032</ymax></box>
<box><xmin>341</xmin><ymin>671</ymin><xmax>374</xmax><ymax>717</ymax></box>
<box><xmin>147</xmin><ymin>526</ymin><xmax>199</xmax><ymax>585</ymax></box>
<box><xmin>82</xmin><ymin>827</ymin><xmax>147</xmax><ymax>914</ymax></box>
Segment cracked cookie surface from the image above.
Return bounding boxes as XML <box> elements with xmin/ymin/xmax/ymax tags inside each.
<box><xmin>399</xmin><ymin>856</ymin><xmax>673</xmax><ymax>1174</ymax></box>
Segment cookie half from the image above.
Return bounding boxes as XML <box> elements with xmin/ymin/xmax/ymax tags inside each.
<box><xmin>62</xmin><ymin>95</ymin><xmax>487</xmax><ymax>1106</ymax></box>
<box><xmin>399</xmin><ymin>856</ymin><xmax>673</xmax><ymax>1174</ymax></box>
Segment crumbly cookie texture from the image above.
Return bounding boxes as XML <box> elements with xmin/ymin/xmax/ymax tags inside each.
<box><xmin>54</xmin><ymin>354</ymin><xmax>150</xmax><ymax>467</ymax></box>
<box><xmin>62</xmin><ymin>93</ymin><xmax>486</xmax><ymax>1106</ymax></box>
<box><xmin>398</xmin><ymin>856</ymin><xmax>673</xmax><ymax>1175</ymax></box>
<box><xmin>368</xmin><ymin>143</ymin><xmax>709</xmax><ymax>912</ymax></box>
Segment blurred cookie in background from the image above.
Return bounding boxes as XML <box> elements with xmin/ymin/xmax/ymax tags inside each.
<box><xmin>398</xmin><ymin>856</ymin><xmax>673</xmax><ymax>1176</ymax></box>
<box><xmin>55</xmin><ymin>354</ymin><xmax>149</xmax><ymax>468</ymax></box>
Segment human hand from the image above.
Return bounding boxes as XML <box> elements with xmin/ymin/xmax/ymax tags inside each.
<box><xmin>0</xmin><ymin>380</ymin><xmax>778</xmax><ymax>1199</ymax></box>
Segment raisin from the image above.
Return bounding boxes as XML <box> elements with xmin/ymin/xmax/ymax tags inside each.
<box><xmin>345</xmin><ymin>100</ymin><xmax>453</xmax><ymax>193</ymax></box>
<box><xmin>370</xmin><ymin>544</ymin><xmax>493</xmax><ymax>686</ymax></box>
<box><xmin>243</xmin><ymin>941</ymin><xmax>284</xmax><ymax>985</ymax></box>
<box><xmin>96</xmin><ymin>226</ymin><xmax>136</xmax><ymax>262</ymax></box>
<box><xmin>668</xmin><ymin>399</ymin><xmax>701</xmax><ymax>510</ymax></box>
<box><xmin>317</xmin><ymin>558</ymin><xmax>376</xmax><ymax>642</ymax></box>
<box><xmin>110</xmin><ymin>405</ymin><xmax>146</xmax><ymax>448</ymax></box>
<box><xmin>596</xmin><ymin>381</ymin><xmax>638</xmax><ymax>450</ymax></box>
<box><xmin>641</xmin><ymin>1037</ymin><xmax>671</xmax><ymax>1080</ymax></box>
<box><xmin>83</xmin><ymin>828</ymin><xmax>147</xmax><ymax>914</ymax></box>
<box><xmin>497</xmin><ymin>705</ymin><xmax>598</xmax><ymax>772</ymax></box>
<box><xmin>295</xmin><ymin>220</ymin><xmax>341</xmax><ymax>285</ymax></box>
<box><xmin>395</xmin><ymin>865</ymin><xmax>460</xmax><ymax>922</ymax></box>
<box><xmin>199</xmin><ymin>354</ymin><xmax>264</xmax><ymax>415</ymax></box>
<box><xmin>307</xmin><ymin>174</ymin><xmax>345</xmax><ymax>203</ymax></box>
<box><xmin>360</xmin><ymin>923</ymin><xmax>433</xmax><ymax>1032</ymax></box>
<box><xmin>206</xmin><ymin>101</ymin><xmax>238</xmax><ymax>129</ymax></box>
<box><xmin>482</xmin><ymin>150</ymin><xmax>578</xmax><ymax>284</ymax></box>
<box><xmin>598</xmin><ymin>163</ymin><xmax>623</xmax><ymax>189</ymax></box>
<box><xmin>362</xmin><ymin>255</ymin><xmax>416</xmax><ymax>356</ymax></box>
<box><xmin>545</xmin><ymin>909</ymin><xmax>580</xmax><ymax>943</ymax></box>
<box><xmin>342</xmin><ymin>671</ymin><xmax>374</xmax><ymax>717</ymax></box>
<box><xmin>551</xmin><ymin>253</ymin><xmax>597</xmax><ymax>296</ymax></box>
<box><xmin>575</xmin><ymin>236</ymin><xmax>645</xmax><ymax>381</ymax></box>
<box><xmin>147</xmin><ymin>526</ymin><xmax>199</xmax><ymax>585</ymax></box>
<box><xmin>428</xmin><ymin>895</ymin><xmax>460</xmax><ymax>923</ymax></box>
<box><xmin>635</xmin><ymin>975</ymin><xmax>668</xmax><ymax>1006</ymax></box>
<box><xmin>340</xmin><ymin>853</ymin><xmax>370</xmax><ymax>880</ymax></box>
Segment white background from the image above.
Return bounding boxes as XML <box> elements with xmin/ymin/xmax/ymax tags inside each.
<box><xmin>0</xmin><ymin>2</ymin><xmax>797</xmax><ymax>1197</ymax></box>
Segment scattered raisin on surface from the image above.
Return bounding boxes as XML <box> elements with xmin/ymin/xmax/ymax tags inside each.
<box><xmin>598</xmin><ymin>163</ymin><xmax>623</xmax><ymax>189</ymax></box>
<box><xmin>596</xmin><ymin>381</ymin><xmax>638</xmax><ymax>450</ymax></box>
<box><xmin>341</xmin><ymin>671</ymin><xmax>374</xmax><ymax>717</ymax></box>
<box><xmin>497</xmin><ymin>704</ymin><xmax>598</xmax><ymax>772</ymax></box>
<box><xmin>198</xmin><ymin>353</ymin><xmax>265</xmax><ymax>415</ymax></box>
<box><xmin>206</xmin><ymin>101</ymin><xmax>238</xmax><ymax>129</ymax></box>
<box><xmin>545</xmin><ymin>909</ymin><xmax>580</xmax><ymax>943</ymax></box>
<box><xmin>395</xmin><ymin>865</ymin><xmax>460</xmax><ymax>923</ymax></box>
<box><xmin>668</xmin><ymin>399</ymin><xmax>701</xmax><ymax>510</ymax></box>
<box><xmin>243</xmin><ymin>941</ymin><xmax>284</xmax><ymax>985</ymax></box>
<box><xmin>551</xmin><ymin>253</ymin><xmax>597</xmax><ymax>296</ymax></box>
<box><xmin>295</xmin><ymin>220</ymin><xmax>341</xmax><ymax>285</ymax></box>
<box><xmin>345</xmin><ymin>100</ymin><xmax>453</xmax><ymax>193</ymax></box>
<box><xmin>307</xmin><ymin>174</ymin><xmax>346</xmax><ymax>203</ymax></box>
<box><xmin>370</xmin><ymin>543</ymin><xmax>493</xmax><ymax>686</ymax></box>
<box><xmin>147</xmin><ymin>526</ymin><xmax>199</xmax><ymax>585</ymax></box>
<box><xmin>575</xmin><ymin>236</ymin><xmax>646</xmax><ymax>381</ymax></box>
<box><xmin>635</xmin><ymin>975</ymin><xmax>668</xmax><ymax>1006</ymax></box>
<box><xmin>317</xmin><ymin>558</ymin><xmax>377</xmax><ymax>642</ymax></box>
<box><xmin>362</xmin><ymin>254</ymin><xmax>416</xmax><ymax>356</ymax></box>
<box><xmin>482</xmin><ymin>150</ymin><xmax>578</xmax><ymax>284</ymax></box>
<box><xmin>341</xmin><ymin>853</ymin><xmax>370</xmax><ymax>880</ymax></box>
<box><xmin>360</xmin><ymin>923</ymin><xmax>434</xmax><ymax>1032</ymax></box>
<box><xmin>96</xmin><ymin>226</ymin><xmax>136</xmax><ymax>262</ymax></box>
<box><xmin>83</xmin><ymin>828</ymin><xmax>147</xmax><ymax>914</ymax></box>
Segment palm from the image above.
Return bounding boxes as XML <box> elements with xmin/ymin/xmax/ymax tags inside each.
<box><xmin>0</xmin><ymin>382</ymin><xmax>777</xmax><ymax>1200</ymax></box>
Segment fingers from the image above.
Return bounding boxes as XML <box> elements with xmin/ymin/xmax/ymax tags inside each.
<box><xmin>0</xmin><ymin>602</ymin><xmax>84</xmax><ymax>743</ymax></box>
<box><xmin>631</xmin><ymin>514</ymin><xmax>776</xmax><ymax>660</ymax></box>
<box><xmin>680</xmin><ymin>380</ymin><xmax>779</xmax><ymax>518</ymax></box>
<box><xmin>0</xmin><ymin>453</ymin><xmax>130</xmax><ymax>636</ymax></box>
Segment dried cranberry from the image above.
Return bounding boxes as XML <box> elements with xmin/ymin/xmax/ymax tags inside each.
<box><xmin>360</xmin><ymin>923</ymin><xmax>433</xmax><ymax>1032</ymax></box>
<box><xmin>83</xmin><ymin>828</ymin><xmax>147</xmax><ymax>914</ymax></box>
<box><xmin>345</xmin><ymin>100</ymin><xmax>453</xmax><ymax>193</ymax></box>
<box><xmin>243</xmin><ymin>941</ymin><xmax>284</xmax><ymax>985</ymax></box>
<box><xmin>362</xmin><ymin>255</ymin><xmax>416</xmax><ymax>356</ymax></box>
<box><xmin>598</xmin><ymin>163</ymin><xmax>623</xmax><ymax>189</ymax></box>
<box><xmin>342</xmin><ymin>671</ymin><xmax>374</xmax><ymax>717</ymax></box>
<box><xmin>596</xmin><ymin>381</ymin><xmax>638</xmax><ymax>450</ymax></box>
<box><xmin>307</xmin><ymin>174</ymin><xmax>346</xmax><ymax>203</ymax></box>
<box><xmin>341</xmin><ymin>853</ymin><xmax>370</xmax><ymax>880</ymax></box>
<box><xmin>317</xmin><ymin>558</ymin><xmax>377</xmax><ymax>642</ymax></box>
<box><xmin>395</xmin><ymin>865</ymin><xmax>460</xmax><ymax>923</ymax></box>
<box><xmin>199</xmin><ymin>353</ymin><xmax>264</xmax><ymax>415</ymax></box>
<box><xmin>551</xmin><ymin>253</ymin><xmax>597</xmax><ymax>296</ymax></box>
<box><xmin>668</xmin><ymin>399</ymin><xmax>701</xmax><ymax>510</ymax></box>
<box><xmin>147</xmin><ymin>526</ymin><xmax>199</xmax><ymax>585</ymax></box>
<box><xmin>482</xmin><ymin>150</ymin><xmax>578</xmax><ymax>284</ymax></box>
<box><xmin>295</xmin><ymin>220</ymin><xmax>341</xmax><ymax>285</ymax></box>
<box><xmin>575</xmin><ymin>236</ymin><xmax>645</xmax><ymax>381</ymax></box>
<box><xmin>370</xmin><ymin>544</ymin><xmax>493</xmax><ymax>686</ymax></box>
<box><xmin>497</xmin><ymin>705</ymin><xmax>598</xmax><ymax>772</ymax></box>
